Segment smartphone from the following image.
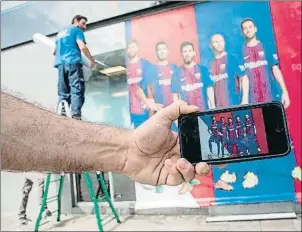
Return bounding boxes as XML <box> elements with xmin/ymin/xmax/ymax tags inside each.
<box><xmin>178</xmin><ymin>102</ymin><xmax>291</xmax><ymax>165</ymax></box>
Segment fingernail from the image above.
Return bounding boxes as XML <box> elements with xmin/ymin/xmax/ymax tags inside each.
<box><xmin>179</xmin><ymin>160</ymin><xmax>188</xmax><ymax>169</ymax></box>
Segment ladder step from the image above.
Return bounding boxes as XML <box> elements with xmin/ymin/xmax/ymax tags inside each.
<box><xmin>47</xmin><ymin>195</ymin><xmax>59</xmax><ymax>200</ymax></box>
<box><xmin>50</xmin><ymin>179</ymin><xmax>62</xmax><ymax>183</ymax></box>
<box><xmin>51</xmin><ymin>210</ymin><xmax>58</xmax><ymax>214</ymax></box>
<box><xmin>46</xmin><ymin>198</ymin><xmax>58</xmax><ymax>203</ymax></box>
<box><xmin>97</xmin><ymin>196</ymin><xmax>106</xmax><ymax>202</ymax></box>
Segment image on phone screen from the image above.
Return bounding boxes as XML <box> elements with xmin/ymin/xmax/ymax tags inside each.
<box><xmin>198</xmin><ymin>108</ymin><xmax>268</xmax><ymax>160</ymax></box>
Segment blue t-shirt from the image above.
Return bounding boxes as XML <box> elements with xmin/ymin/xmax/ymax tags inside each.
<box><xmin>140</xmin><ymin>64</ymin><xmax>179</xmax><ymax>107</ymax></box>
<box><xmin>54</xmin><ymin>25</ymin><xmax>86</xmax><ymax>68</ymax></box>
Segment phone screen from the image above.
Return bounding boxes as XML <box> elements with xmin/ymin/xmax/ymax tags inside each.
<box><xmin>179</xmin><ymin>102</ymin><xmax>290</xmax><ymax>164</ymax></box>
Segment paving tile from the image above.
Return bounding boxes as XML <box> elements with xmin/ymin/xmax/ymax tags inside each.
<box><xmin>261</xmin><ymin>219</ymin><xmax>297</xmax><ymax>231</ymax></box>
<box><xmin>226</xmin><ymin>221</ymin><xmax>261</xmax><ymax>231</ymax></box>
<box><xmin>292</xmin><ymin>218</ymin><xmax>301</xmax><ymax>231</ymax></box>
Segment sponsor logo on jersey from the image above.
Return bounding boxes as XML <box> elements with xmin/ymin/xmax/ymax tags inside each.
<box><xmin>127</xmin><ymin>77</ymin><xmax>142</xmax><ymax>85</ymax></box>
<box><xmin>181</xmin><ymin>82</ymin><xmax>204</xmax><ymax>92</ymax></box>
<box><xmin>210</xmin><ymin>73</ymin><xmax>229</xmax><ymax>82</ymax></box>
<box><xmin>244</xmin><ymin>60</ymin><xmax>268</xmax><ymax>69</ymax></box>
<box><xmin>158</xmin><ymin>79</ymin><xmax>171</xmax><ymax>86</ymax></box>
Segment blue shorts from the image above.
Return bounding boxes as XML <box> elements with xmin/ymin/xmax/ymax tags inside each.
<box><xmin>130</xmin><ymin>112</ymin><xmax>149</xmax><ymax>129</ymax></box>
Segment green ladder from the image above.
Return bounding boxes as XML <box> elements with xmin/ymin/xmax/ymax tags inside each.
<box><xmin>35</xmin><ymin>172</ymin><xmax>120</xmax><ymax>232</ymax></box>
<box><xmin>35</xmin><ymin>172</ymin><xmax>65</xmax><ymax>231</ymax></box>
<box><xmin>83</xmin><ymin>171</ymin><xmax>121</xmax><ymax>232</ymax></box>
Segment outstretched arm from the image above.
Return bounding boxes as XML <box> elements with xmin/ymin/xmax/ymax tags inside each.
<box><xmin>1</xmin><ymin>92</ymin><xmax>210</xmax><ymax>186</ymax></box>
<box><xmin>1</xmin><ymin>92</ymin><xmax>128</xmax><ymax>173</ymax></box>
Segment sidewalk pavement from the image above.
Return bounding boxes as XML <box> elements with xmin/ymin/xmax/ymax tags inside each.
<box><xmin>1</xmin><ymin>213</ymin><xmax>301</xmax><ymax>231</ymax></box>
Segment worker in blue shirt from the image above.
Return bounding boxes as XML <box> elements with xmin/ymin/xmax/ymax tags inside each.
<box><xmin>54</xmin><ymin>15</ymin><xmax>95</xmax><ymax>120</ymax></box>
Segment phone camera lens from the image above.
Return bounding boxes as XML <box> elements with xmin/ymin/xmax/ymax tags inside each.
<box><xmin>276</xmin><ymin>127</ymin><xmax>284</xmax><ymax>133</ymax></box>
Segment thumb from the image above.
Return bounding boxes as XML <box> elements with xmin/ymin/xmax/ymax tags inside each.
<box><xmin>157</xmin><ymin>100</ymin><xmax>199</xmax><ymax>122</ymax></box>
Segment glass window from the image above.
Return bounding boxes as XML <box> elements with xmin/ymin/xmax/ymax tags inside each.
<box><xmin>82</xmin><ymin>22</ymin><xmax>131</xmax><ymax>129</ymax></box>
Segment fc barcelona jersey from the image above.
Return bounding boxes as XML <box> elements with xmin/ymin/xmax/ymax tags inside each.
<box><xmin>228</xmin><ymin>122</ymin><xmax>237</xmax><ymax>140</ymax></box>
<box><xmin>171</xmin><ymin>64</ymin><xmax>213</xmax><ymax>111</ymax></box>
<box><xmin>209</xmin><ymin>53</ymin><xmax>246</xmax><ymax>108</ymax></box>
<box><xmin>140</xmin><ymin>64</ymin><xmax>178</xmax><ymax>107</ymax></box>
<box><xmin>242</xmin><ymin>41</ymin><xmax>279</xmax><ymax>103</ymax></box>
<box><xmin>126</xmin><ymin>59</ymin><xmax>152</xmax><ymax>115</ymax></box>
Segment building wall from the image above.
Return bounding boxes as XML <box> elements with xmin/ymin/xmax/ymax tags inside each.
<box><xmin>1</xmin><ymin>37</ymin><xmax>58</xmax><ymax>111</ymax></box>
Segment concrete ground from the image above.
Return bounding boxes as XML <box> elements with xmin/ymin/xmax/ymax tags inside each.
<box><xmin>1</xmin><ymin>213</ymin><xmax>301</xmax><ymax>231</ymax></box>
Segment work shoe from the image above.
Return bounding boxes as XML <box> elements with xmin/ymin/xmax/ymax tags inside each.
<box><xmin>42</xmin><ymin>209</ymin><xmax>52</xmax><ymax>218</ymax></box>
<box><xmin>72</xmin><ymin>114</ymin><xmax>82</xmax><ymax>120</ymax></box>
<box><xmin>18</xmin><ymin>217</ymin><xmax>31</xmax><ymax>226</ymax></box>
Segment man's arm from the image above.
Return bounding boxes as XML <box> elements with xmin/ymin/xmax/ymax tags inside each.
<box><xmin>207</xmin><ymin>86</ymin><xmax>215</xmax><ymax>109</ymax></box>
<box><xmin>1</xmin><ymin>92</ymin><xmax>128</xmax><ymax>173</ymax></box>
<box><xmin>272</xmin><ymin>65</ymin><xmax>290</xmax><ymax>108</ymax></box>
<box><xmin>240</xmin><ymin>75</ymin><xmax>249</xmax><ymax>105</ymax></box>
<box><xmin>77</xmin><ymin>40</ymin><xmax>96</xmax><ymax>68</ymax></box>
<box><xmin>137</xmin><ymin>86</ymin><xmax>163</xmax><ymax>111</ymax></box>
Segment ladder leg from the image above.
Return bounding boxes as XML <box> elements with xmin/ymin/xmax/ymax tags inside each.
<box><xmin>97</xmin><ymin>172</ymin><xmax>121</xmax><ymax>223</ymax></box>
<box><xmin>84</xmin><ymin>172</ymin><xmax>104</xmax><ymax>232</ymax></box>
<box><xmin>57</xmin><ymin>172</ymin><xmax>65</xmax><ymax>222</ymax></box>
<box><xmin>35</xmin><ymin>173</ymin><xmax>51</xmax><ymax>232</ymax></box>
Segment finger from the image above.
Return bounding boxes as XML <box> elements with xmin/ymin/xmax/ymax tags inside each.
<box><xmin>158</xmin><ymin>100</ymin><xmax>199</xmax><ymax>122</ymax></box>
<box><xmin>176</xmin><ymin>158</ymin><xmax>195</xmax><ymax>182</ymax></box>
<box><xmin>195</xmin><ymin>162</ymin><xmax>211</xmax><ymax>175</ymax></box>
<box><xmin>165</xmin><ymin>159</ymin><xmax>184</xmax><ymax>185</ymax></box>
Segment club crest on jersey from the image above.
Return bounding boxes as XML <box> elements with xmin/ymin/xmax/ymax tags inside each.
<box><xmin>137</xmin><ymin>69</ymin><xmax>142</xmax><ymax>75</ymax></box>
<box><xmin>258</xmin><ymin>51</ymin><xmax>265</xmax><ymax>57</ymax></box>
<box><xmin>195</xmin><ymin>72</ymin><xmax>201</xmax><ymax>79</ymax></box>
<box><xmin>127</xmin><ymin>77</ymin><xmax>142</xmax><ymax>85</ymax></box>
<box><xmin>220</xmin><ymin>64</ymin><xmax>226</xmax><ymax>71</ymax></box>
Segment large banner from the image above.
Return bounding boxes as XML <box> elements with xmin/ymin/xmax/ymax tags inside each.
<box><xmin>123</xmin><ymin>1</ymin><xmax>301</xmax><ymax>209</ymax></box>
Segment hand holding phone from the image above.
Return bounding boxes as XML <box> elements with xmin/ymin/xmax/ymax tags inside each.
<box><xmin>178</xmin><ymin>102</ymin><xmax>291</xmax><ymax>165</ymax></box>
